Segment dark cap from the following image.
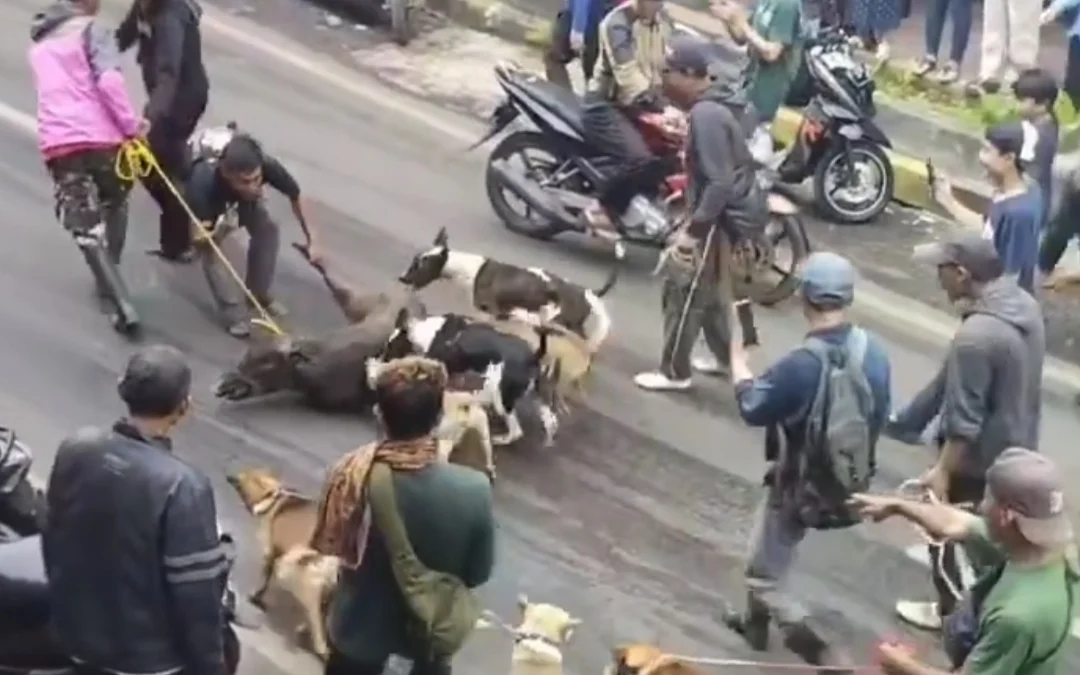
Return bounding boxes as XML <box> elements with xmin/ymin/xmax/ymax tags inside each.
<box><xmin>987</xmin><ymin>448</ymin><xmax>1073</xmax><ymax>547</ymax></box>
<box><xmin>664</xmin><ymin>35</ymin><xmax>713</xmax><ymax>77</ymax></box>
<box><xmin>118</xmin><ymin>345</ymin><xmax>192</xmax><ymax>418</ymax></box>
<box><xmin>800</xmin><ymin>251</ymin><xmax>856</xmax><ymax>306</ymax></box>
<box><xmin>912</xmin><ymin>233</ymin><xmax>1004</xmax><ymax>282</ymax></box>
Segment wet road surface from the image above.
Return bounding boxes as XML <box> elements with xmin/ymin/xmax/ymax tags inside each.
<box><xmin>1</xmin><ymin>1</ymin><xmax>1078</xmax><ymax>673</ymax></box>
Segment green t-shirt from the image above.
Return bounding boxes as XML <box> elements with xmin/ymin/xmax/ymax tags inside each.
<box><xmin>745</xmin><ymin>0</ymin><xmax>802</xmax><ymax>123</ymax></box>
<box><xmin>962</xmin><ymin>519</ymin><xmax>1075</xmax><ymax>675</ymax></box>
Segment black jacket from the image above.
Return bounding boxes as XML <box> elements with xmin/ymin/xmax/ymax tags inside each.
<box><xmin>43</xmin><ymin>421</ymin><xmax>227</xmax><ymax>675</ymax></box>
<box><xmin>117</xmin><ymin>0</ymin><xmax>209</xmax><ymax>130</ymax></box>
<box><xmin>684</xmin><ymin>80</ymin><xmax>767</xmax><ymax>240</ymax></box>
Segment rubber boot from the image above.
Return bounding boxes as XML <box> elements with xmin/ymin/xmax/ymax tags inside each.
<box><xmin>720</xmin><ymin>592</ymin><xmax>770</xmax><ymax>651</ymax></box>
<box><xmin>76</xmin><ymin>232</ymin><xmax>139</xmax><ymax>335</ymax></box>
<box><xmin>781</xmin><ymin>621</ymin><xmax>853</xmax><ymax>675</ymax></box>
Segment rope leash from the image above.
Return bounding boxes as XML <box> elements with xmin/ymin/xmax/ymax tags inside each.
<box><xmin>114</xmin><ymin>139</ymin><xmax>288</xmax><ymax>338</ymax></box>
<box><xmin>895</xmin><ymin>479</ymin><xmax>969</xmax><ymax>602</ymax></box>
<box><xmin>478</xmin><ymin>611</ymin><xmax>880</xmax><ymax>671</ymax></box>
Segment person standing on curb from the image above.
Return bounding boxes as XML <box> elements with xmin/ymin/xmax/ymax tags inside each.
<box><xmin>1012</xmin><ymin>69</ymin><xmax>1060</xmax><ymax>232</ymax></box>
<box><xmin>44</xmin><ymin>345</ymin><xmax>229</xmax><ymax>675</ymax></box>
<box><xmin>117</xmin><ymin>0</ymin><xmax>209</xmax><ymax>263</ymax></box>
<box><xmin>312</xmin><ymin>357</ymin><xmax>495</xmax><ymax>675</ymax></box>
<box><xmin>632</xmin><ymin>38</ymin><xmax>765</xmax><ymax>392</ymax></box>
<box><xmin>930</xmin><ymin>121</ymin><xmax>1042</xmax><ymax>294</ymax></box>
<box><xmin>712</xmin><ymin>0</ymin><xmax>803</xmax><ymax>163</ymax></box>
<box><xmin>853</xmin><ymin>448</ymin><xmax>1075</xmax><ymax>675</ymax></box>
<box><xmin>913</xmin><ymin>0</ymin><xmax>974</xmax><ymax>84</ymax></box>
<box><xmin>970</xmin><ymin>0</ymin><xmax>1041</xmax><ymax>96</ymax></box>
<box><xmin>1043</xmin><ymin>0</ymin><xmax>1080</xmax><ymax>110</ymax></box>
<box><xmin>543</xmin><ymin>0</ymin><xmax>612</xmax><ymax>91</ymax></box>
<box><xmin>720</xmin><ymin>251</ymin><xmax>891</xmax><ymax>672</ymax></box>
<box><xmin>889</xmin><ymin>235</ymin><xmax>1044</xmax><ymax>632</ymax></box>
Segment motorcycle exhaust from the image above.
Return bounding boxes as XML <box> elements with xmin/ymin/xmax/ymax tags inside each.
<box><xmin>489</xmin><ymin>159</ymin><xmax>574</xmax><ymax>225</ymax></box>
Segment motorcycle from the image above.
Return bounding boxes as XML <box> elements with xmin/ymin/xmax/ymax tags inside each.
<box><xmin>0</xmin><ymin>427</ymin><xmax>45</xmax><ymax>544</ymax></box>
<box><xmin>0</xmin><ymin>431</ymin><xmax>241</xmax><ymax>675</ymax></box>
<box><xmin>479</xmin><ymin>62</ymin><xmax>809</xmax><ymax>306</ymax></box>
<box><xmin>776</xmin><ymin>28</ymin><xmax>894</xmax><ymax>224</ymax></box>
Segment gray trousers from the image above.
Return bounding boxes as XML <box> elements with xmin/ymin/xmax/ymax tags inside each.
<box><xmin>659</xmin><ymin>247</ymin><xmax>732</xmax><ymax>380</ymax></box>
<box><xmin>745</xmin><ymin>489</ymin><xmax>809</xmax><ymax>626</ymax></box>
<box><xmin>199</xmin><ymin>200</ymin><xmax>280</xmax><ymax>321</ymax></box>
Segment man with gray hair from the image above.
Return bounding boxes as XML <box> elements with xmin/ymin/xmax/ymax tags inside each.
<box><xmin>852</xmin><ymin>448</ymin><xmax>1075</xmax><ymax>675</ymax></box>
<box><xmin>889</xmin><ymin>234</ymin><xmax>1045</xmax><ymax>631</ymax></box>
<box><xmin>721</xmin><ymin>251</ymin><xmax>891</xmax><ymax>671</ymax></box>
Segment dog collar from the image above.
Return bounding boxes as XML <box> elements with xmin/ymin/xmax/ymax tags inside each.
<box><xmin>514</xmin><ymin>631</ymin><xmax>559</xmax><ymax>648</ymax></box>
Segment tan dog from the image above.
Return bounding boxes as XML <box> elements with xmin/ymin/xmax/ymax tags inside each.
<box><xmin>503</xmin><ymin>595</ymin><xmax>582</xmax><ymax>675</ymax></box>
<box><xmin>483</xmin><ymin>315</ymin><xmax>593</xmax><ymax>415</ymax></box>
<box><xmin>226</xmin><ymin>469</ymin><xmax>338</xmax><ymax>660</ymax></box>
<box><xmin>607</xmin><ymin>644</ymin><xmax>706</xmax><ymax>675</ymax></box>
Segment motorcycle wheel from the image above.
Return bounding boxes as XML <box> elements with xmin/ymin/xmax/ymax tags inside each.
<box><xmin>737</xmin><ymin>213</ymin><xmax>810</xmax><ymax>307</ymax></box>
<box><xmin>485</xmin><ymin>131</ymin><xmax>564</xmax><ymax>241</ymax></box>
<box><xmin>812</xmin><ymin>140</ymin><xmax>894</xmax><ymax>224</ymax></box>
<box><xmin>389</xmin><ymin>0</ymin><xmax>414</xmax><ymax>46</ymax></box>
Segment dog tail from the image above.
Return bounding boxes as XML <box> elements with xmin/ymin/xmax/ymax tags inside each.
<box><xmin>533</xmin><ymin>325</ymin><xmax>551</xmax><ymax>365</ymax></box>
<box><xmin>592</xmin><ymin>241</ymin><xmax>627</xmax><ymax>298</ymax></box>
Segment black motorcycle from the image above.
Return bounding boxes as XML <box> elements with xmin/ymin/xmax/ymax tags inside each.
<box><xmin>0</xmin><ymin>431</ymin><xmax>241</xmax><ymax>675</ymax></box>
<box><xmin>479</xmin><ymin>62</ymin><xmax>810</xmax><ymax>307</ymax></box>
<box><xmin>777</xmin><ymin>29</ymin><xmax>895</xmax><ymax>224</ymax></box>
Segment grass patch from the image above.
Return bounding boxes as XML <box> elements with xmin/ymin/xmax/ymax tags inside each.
<box><xmin>873</xmin><ymin>60</ymin><xmax>1080</xmax><ymax>147</ymax></box>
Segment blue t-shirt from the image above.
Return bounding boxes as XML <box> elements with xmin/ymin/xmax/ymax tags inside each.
<box><xmin>984</xmin><ymin>186</ymin><xmax>1042</xmax><ymax>293</ymax></box>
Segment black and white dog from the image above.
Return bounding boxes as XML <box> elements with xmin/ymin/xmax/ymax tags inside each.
<box><xmin>397</xmin><ymin>228</ymin><xmax>617</xmax><ymax>353</ymax></box>
<box><xmin>368</xmin><ymin>309</ymin><xmax>558</xmax><ymax>446</ymax></box>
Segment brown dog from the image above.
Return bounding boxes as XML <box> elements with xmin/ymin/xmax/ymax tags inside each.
<box><xmin>226</xmin><ymin>469</ymin><xmax>338</xmax><ymax>659</ymax></box>
<box><xmin>608</xmin><ymin>644</ymin><xmax>706</xmax><ymax>675</ymax></box>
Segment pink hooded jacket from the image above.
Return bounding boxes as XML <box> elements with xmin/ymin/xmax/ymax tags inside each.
<box><xmin>29</xmin><ymin>2</ymin><xmax>141</xmax><ymax>160</ymax></box>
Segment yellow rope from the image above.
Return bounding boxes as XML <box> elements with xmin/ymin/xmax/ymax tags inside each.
<box><xmin>114</xmin><ymin>139</ymin><xmax>287</xmax><ymax>337</ymax></box>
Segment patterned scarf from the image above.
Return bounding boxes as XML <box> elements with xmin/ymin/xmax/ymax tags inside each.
<box><xmin>310</xmin><ymin>438</ymin><xmax>438</xmax><ymax>569</ymax></box>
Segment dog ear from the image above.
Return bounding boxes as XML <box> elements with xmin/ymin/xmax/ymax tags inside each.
<box><xmin>517</xmin><ymin>594</ymin><xmax>530</xmax><ymax>617</ymax></box>
<box><xmin>612</xmin><ymin>646</ymin><xmax>628</xmax><ymax>668</ymax></box>
<box><xmin>433</xmin><ymin>227</ymin><xmax>448</xmax><ymax>247</ymax></box>
<box><xmin>560</xmin><ymin>617</ymin><xmax>582</xmax><ymax>642</ymax></box>
<box><xmin>394</xmin><ymin>306</ymin><xmax>410</xmax><ymax>330</ymax></box>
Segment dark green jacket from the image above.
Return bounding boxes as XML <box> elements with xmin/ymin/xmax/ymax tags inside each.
<box><xmin>327</xmin><ymin>463</ymin><xmax>495</xmax><ymax>663</ymax></box>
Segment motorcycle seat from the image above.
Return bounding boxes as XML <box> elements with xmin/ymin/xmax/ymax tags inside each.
<box><xmin>515</xmin><ymin>76</ymin><xmax>586</xmax><ymax>137</ymax></box>
<box><xmin>0</xmin><ymin>535</ymin><xmax>50</xmax><ymax>625</ymax></box>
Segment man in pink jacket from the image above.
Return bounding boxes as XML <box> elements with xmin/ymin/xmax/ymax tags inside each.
<box><xmin>29</xmin><ymin>0</ymin><xmax>147</xmax><ymax>334</ymax></box>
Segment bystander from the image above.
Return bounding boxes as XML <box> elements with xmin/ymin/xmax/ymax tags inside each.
<box><xmin>889</xmin><ymin>235</ymin><xmax>1045</xmax><ymax>631</ymax></box>
<box><xmin>930</xmin><ymin>122</ymin><xmax>1042</xmax><ymax>293</ymax></box>
<box><xmin>853</xmin><ymin>448</ymin><xmax>1075</xmax><ymax>675</ymax></box>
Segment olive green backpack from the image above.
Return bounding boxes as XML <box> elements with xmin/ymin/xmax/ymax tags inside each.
<box><xmin>367</xmin><ymin>463</ymin><xmax>481</xmax><ymax>658</ymax></box>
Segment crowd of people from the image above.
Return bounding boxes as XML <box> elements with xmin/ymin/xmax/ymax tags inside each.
<box><xmin>20</xmin><ymin>0</ymin><xmax>1080</xmax><ymax>674</ymax></box>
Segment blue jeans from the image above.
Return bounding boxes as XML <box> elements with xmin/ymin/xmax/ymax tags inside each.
<box><xmin>924</xmin><ymin>0</ymin><xmax>973</xmax><ymax>64</ymax></box>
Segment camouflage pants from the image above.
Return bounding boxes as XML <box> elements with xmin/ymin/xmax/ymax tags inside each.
<box><xmin>47</xmin><ymin>147</ymin><xmax>132</xmax><ymax>262</ymax></box>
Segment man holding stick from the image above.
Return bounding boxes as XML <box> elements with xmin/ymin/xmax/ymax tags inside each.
<box><xmin>634</xmin><ymin>36</ymin><xmax>766</xmax><ymax>392</ymax></box>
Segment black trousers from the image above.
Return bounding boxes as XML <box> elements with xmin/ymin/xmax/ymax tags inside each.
<box><xmin>543</xmin><ymin>10</ymin><xmax>600</xmax><ymax>89</ymax></box>
<box><xmin>142</xmin><ymin>113</ymin><xmax>205</xmax><ymax>258</ymax></box>
<box><xmin>581</xmin><ymin>99</ymin><xmax>670</xmax><ymax>217</ymax></box>
<box><xmin>324</xmin><ymin>649</ymin><xmax>450</xmax><ymax>675</ymax></box>
<box><xmin>1066</xmin><ymin>37</ymin><xmax>1080</xmax><ymax>112</ymax></box>
<box><xmin>1039</xmin><ymin>193</ymin><xmax>1080</xmax><ymax>273</ymax></box>
<box><xmin>929</xmin><ymin>473</ymin><xmax>986</xmax><ymax>617</ymax></box>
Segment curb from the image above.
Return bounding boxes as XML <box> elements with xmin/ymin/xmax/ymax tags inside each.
<box><xmin>423</xmin><ymin>0</ymin><xmax>993</xmax><ymax>215</ymax></box>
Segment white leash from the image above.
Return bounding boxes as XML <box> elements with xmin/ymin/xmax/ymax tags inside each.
<box><xmin>896</xmin><ymin>479</ymin><xmax>965</xmax><ymax>602</ymax></box>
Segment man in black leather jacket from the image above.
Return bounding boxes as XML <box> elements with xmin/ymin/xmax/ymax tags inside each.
<box><xmin>43</xmin><ymin>345</ymin><xmax>228</xmax><ymax>675</ymax></box>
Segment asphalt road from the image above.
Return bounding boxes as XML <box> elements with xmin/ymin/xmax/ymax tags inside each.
<box><xmin>1</xmin><ymin>1</ymin><xmax>1079</xmax><ymax>674</ymax></box>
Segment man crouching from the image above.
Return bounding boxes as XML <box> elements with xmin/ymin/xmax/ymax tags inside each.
<box><xmin>311</xmin><ymin>357</ymin><xmax>495</xmax><ymax>675</ymax></box>
<box><xmin>30</xmin><ymin>0</ymin><xmax>147</xmax><ymax>333</ymax></box>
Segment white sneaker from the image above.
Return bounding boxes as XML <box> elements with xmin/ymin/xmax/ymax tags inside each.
<box><xmin>634</xmin><ymin>371</ymin><xmax>692</xmax><ymax>391</ymax></box>
<box><xmin>895</xmin><ymin>600</ymin><xmax>942</xmax><ymax>631</ymax></box>
<box><xmin>691</xmin><ymin>355</ymin><xmax>728</xmax><ymax>376</ymax></box>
